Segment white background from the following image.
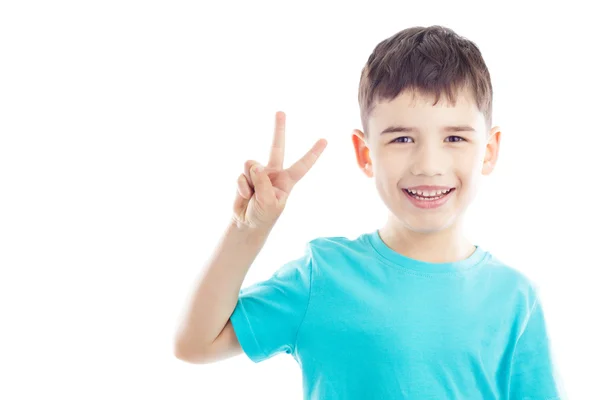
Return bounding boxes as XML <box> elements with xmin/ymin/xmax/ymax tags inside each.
<box><xmin>1</xmin><ymin>1</ymin><xmax>598</xmax><ymax>399</ymax></box>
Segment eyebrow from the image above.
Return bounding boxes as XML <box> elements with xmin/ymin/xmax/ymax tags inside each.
<box><xmin>380</xmin><ymin>125</ymin><xmax>476</xmax><ymax>135</ymax></box>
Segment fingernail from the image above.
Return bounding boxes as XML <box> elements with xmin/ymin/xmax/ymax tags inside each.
<box><xmin>253</xmin><ymin>164</ymin><xmax>263</xmax><ymax>173</ymax></box>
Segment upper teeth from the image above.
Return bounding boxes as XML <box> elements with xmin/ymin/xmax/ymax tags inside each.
<box><xmin>407</xmin><ymin>189</ymin><xmax>451</xmax><ymax>196</ymax></box>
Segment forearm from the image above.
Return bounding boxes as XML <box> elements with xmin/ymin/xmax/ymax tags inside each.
<box><xmin>175</xmin><ymin>219</ymin><xmax>271</xmax><ymax>356</ymax></box>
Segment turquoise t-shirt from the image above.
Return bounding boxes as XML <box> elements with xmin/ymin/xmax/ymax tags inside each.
<box><xmin>230</xmin><ymin>230</ymin><xmax>564</xmax><ymax>399</ymax></box>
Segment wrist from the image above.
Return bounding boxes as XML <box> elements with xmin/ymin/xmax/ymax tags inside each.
<box><xmin>227</xmin><ymin>218</ymin><xmax>272</xmax><ymax>244</ymax></box>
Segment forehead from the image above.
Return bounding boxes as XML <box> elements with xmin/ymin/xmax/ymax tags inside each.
<box><xmin>368</xmin><ymin>88</ymin><xmax>485</xmax><ymax>136</ymax></box>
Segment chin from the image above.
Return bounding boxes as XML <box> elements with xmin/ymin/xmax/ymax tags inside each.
<box><xmin>398</xmin><ymin>213</ymin><xmax>459</xmax><ymax>234</ymax></box>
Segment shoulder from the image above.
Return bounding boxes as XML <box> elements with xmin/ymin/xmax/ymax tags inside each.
<box><xmin>304</xmin><ymin>233</ymin><xmax>370</xmax><ymax>260</ymax></box>
<box><xmin>296</xmin><ymin>233</ymin><xmax>372</xmax><ymax>276</ymax></box>
<box><xmin>265</xmin><ymin>234</ymin><xmax>364</xmax><ymax>280</ymax></box>
<box><xmin>481</xmin><ymin>253</ymin><xmax>539</xmax><ymax>309</ymax></box>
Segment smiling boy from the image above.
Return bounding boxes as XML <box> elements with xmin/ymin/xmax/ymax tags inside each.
<box><xmin>175</xmin><ymin>25</ymin><xmax>564</xmax><ymax>399</ymax></box>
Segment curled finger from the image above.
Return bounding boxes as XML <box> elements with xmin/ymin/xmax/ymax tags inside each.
<box><xmin>237</xmin><ymin>173</ymin><xmax>253</xmax><ymax>200</ymax></box>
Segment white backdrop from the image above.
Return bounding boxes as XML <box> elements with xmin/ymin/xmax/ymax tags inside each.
<box><xmin>1</xmin><ymin>1</ymin><xmax>598</xmax><ymax>399</ymax></box>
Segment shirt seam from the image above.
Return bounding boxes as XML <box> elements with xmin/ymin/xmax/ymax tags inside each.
<box><xmin>366</xmin><ymin>234</ymin><xmax>491</xmax><ymax>278</ymax></box>
<box><xmin>238</xmin><ymin>297</ymin><xmax>268</xmax><ymax>360</ymax></box>
<box><xmin>291</xmin><ymin>246</ymin><xmax>313</xmax><ymax>355</ymax></box>
<box><xmin>517</xmin><ymin>295</ymin><xmax>539</xmax><ymax>340</ymax></box>
<box><xmin>507</xmin><ymin>294</ymin><xmax>540</xmax><ymax>391</ymax></box>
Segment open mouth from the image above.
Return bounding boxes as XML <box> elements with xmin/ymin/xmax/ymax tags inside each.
<box><xmin>402</xmin><ymin>187</ymin><xmax>455</xmax><ymax>201</ymax></box>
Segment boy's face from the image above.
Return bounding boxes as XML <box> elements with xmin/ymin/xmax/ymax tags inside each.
<box><xmin>352</xmin><ymin>88</ymin><xmax>501</xmax><ymax>234</ymax></box>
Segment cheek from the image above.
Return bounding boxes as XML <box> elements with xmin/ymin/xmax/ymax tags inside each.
<box><xmin>455</xmin><ymin>156</ymin><xmax>483</xmax><ymax>200</ymax></box>
<box><xmin>373</xmin><ymin>159</ymin><xmax>403</xmax><ymax>197</ymax></box>
<box><xmin>455</xmin><ymin>149</ymin><xmax>482</xmax><ymax>180</ymax></box>
<box><xmin>375</xmin><ymin>150</ymin><xmax>408</xmax><ymax>174</ymax></box>
<box><xmin>374</xmin><ymin>160</ymin><xmax>405</xmax><ymax>191</ymax></box>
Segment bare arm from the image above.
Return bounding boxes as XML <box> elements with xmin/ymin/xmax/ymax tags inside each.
<box><xmin>173</xmin><ymin>221</ymin><xmax>270</xmax><ymax>362</ymax></box>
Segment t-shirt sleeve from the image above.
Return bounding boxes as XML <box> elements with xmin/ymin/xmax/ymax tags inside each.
<box><xmin>509</xmin><ymin>292</ymin><xmax>565</xmax><ymax>399</ymax></box>
<box><xmin>229</xmin><ymin>247</ymin><xmax>313</xmax><ymax>363</ymax></box>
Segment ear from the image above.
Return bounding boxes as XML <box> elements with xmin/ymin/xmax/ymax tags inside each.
<box><xmin>482</xmin><ymin>126</ymin><xmax>501</xmax><ymax>175</ymax></box>
<box><xmin>351</xmin><ymin>129</ymin><xmax>373</xmax><ymax>177</ymax></box>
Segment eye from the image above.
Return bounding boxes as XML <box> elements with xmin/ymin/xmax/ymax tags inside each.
<box><xmin>391</xmin><ymin>136</ymin><xmax>414</xmax><ymax>144</ymax></box>
<box><xmin>446</xmin><ymin>136</ymin><xmax>466</xmax><ymax>143</ymax></box>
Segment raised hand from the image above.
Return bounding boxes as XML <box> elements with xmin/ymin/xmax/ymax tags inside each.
<box><xmin>232</xmin><ymin>111</ymin><xmax>327</xmax><ymax>230</ymax></box>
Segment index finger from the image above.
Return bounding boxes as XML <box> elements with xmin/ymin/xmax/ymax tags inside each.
<box><xmin>286</xmin><ymin>138</ymin><xmax>328</xmax><ymax>183</ymax></box>
<box><xmin>267</xmin><ymin>111</ymin><xmax>286</xmax><ymax>170</ymax></box>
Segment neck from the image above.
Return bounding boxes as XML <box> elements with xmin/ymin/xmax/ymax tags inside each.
<box><xmin>379</xmin><ymin>215</ymin><xmax>475</xmax><ymax>264</ymax></box>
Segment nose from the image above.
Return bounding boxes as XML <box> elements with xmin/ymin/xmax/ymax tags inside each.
<box><xmin>409</xmin><ymin>143</ymin><xmax>446</xmax><ymax>177</ymax></box>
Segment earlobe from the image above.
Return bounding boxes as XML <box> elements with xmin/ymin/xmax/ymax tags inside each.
<box><xmin>482</xmin><ymin>160</ymin><xmax>494</xmax><ymax>175</ymax></box>
<box><xmin>364</xmin><ymin>162</ymin><xmax>373</xmax><ymax>177</ymax></box>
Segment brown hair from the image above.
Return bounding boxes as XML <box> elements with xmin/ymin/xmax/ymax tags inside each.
<box><xmin>358</xmin><ymin>25</ymin><xmax>493</xmax><ymax>137</ymax></box>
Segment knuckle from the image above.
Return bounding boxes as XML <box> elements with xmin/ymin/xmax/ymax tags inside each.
<box><xmin>244</xmin><ymin>160</ymin><xmax>257</xmax><ymax>174</ymax></box>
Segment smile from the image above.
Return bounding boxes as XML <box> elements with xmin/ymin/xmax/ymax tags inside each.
<box><xmin>402</xmin><ymin>188</ymin><xmax>455</xmax><ymax>209</ymax></box>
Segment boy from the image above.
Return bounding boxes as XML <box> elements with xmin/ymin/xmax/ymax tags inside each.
<box><xmin>174</xmin><ymin>25</ymin><xmax>564</xmax><ymax>399</ymax></box>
